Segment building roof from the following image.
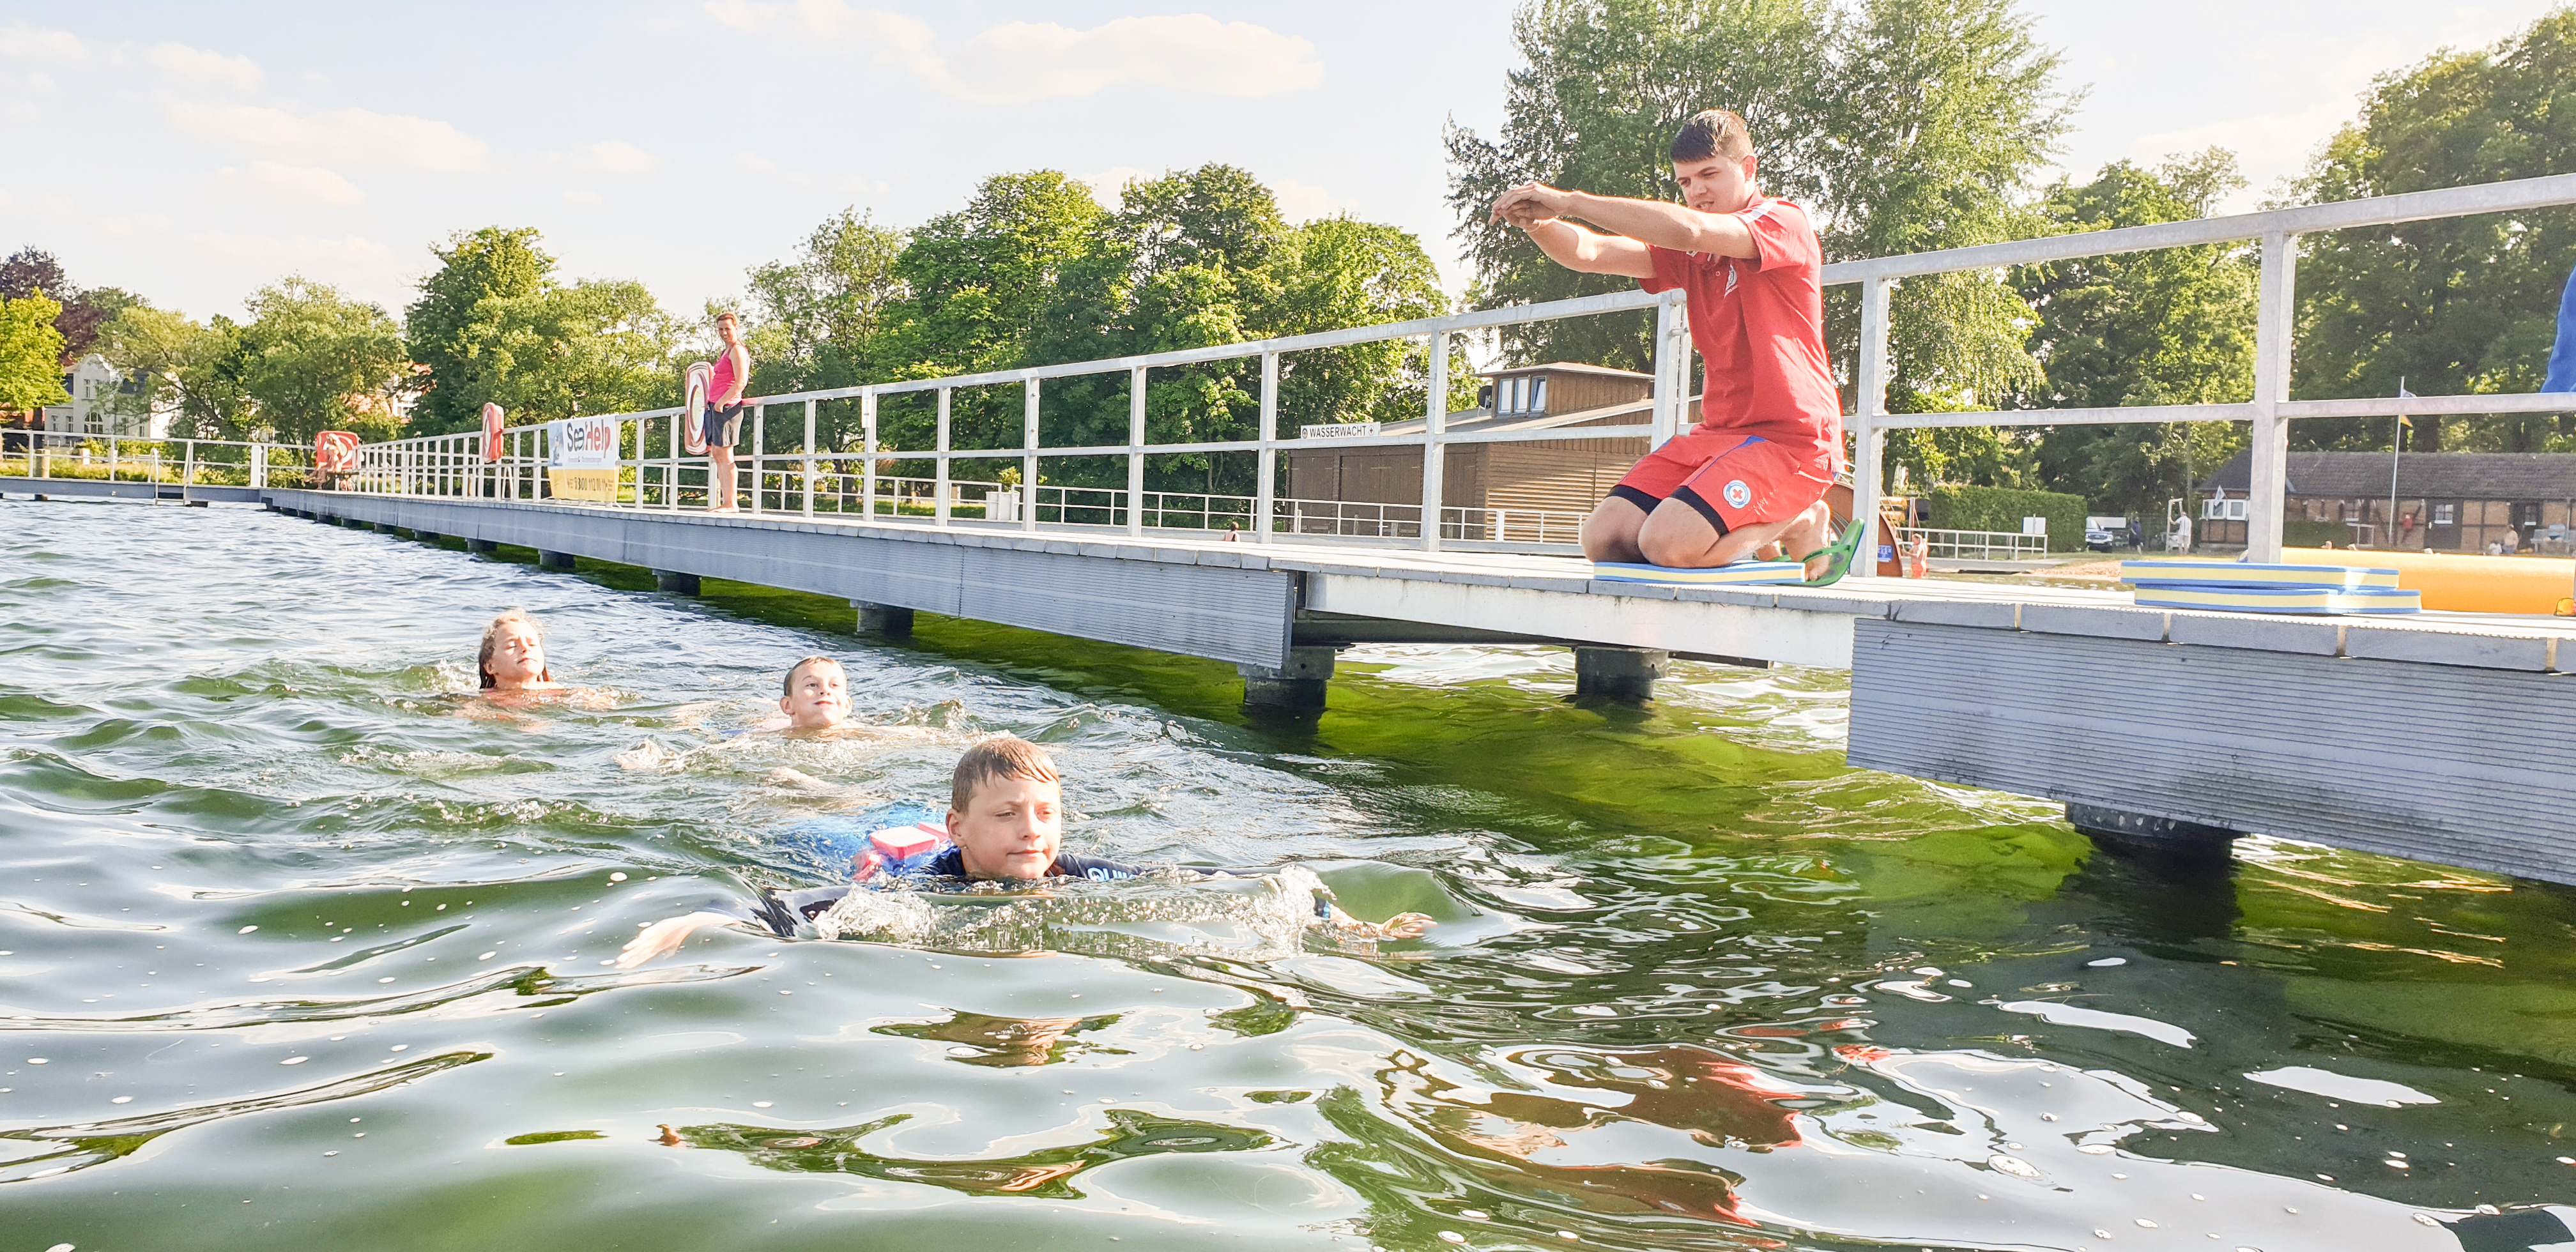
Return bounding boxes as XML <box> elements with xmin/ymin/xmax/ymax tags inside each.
<box><xmin>1478</xmin><ymin>361</ymin><xmax>1652</xmax><ymax>381</ymax></box>
<box><xmin>2198</xmin><ymin>450</ymin><xmax>2576</xmax><ymax>498</ymax></box>
<box><xmin>1349</xmin><ymin>393</ymin><xmax>1700</xmax><ymax>440</ymax></box>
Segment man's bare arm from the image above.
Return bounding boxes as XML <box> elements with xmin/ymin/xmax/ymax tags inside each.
<box><xmin>1519</xmin><ymin>218</ymin><xmax>1659</xmax><ymax>281</ymax></box>
<box><xmin>1496</xmin><ymin>183</ymin><xmax>1756</xmax><ymax>261</ymax></box>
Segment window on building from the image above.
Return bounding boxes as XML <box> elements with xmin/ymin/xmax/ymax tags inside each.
<box><xmin>1529</xmin><ymin>377</ymin><xmax>1547</xmax><ymax>414</ymax></box>
<box><xmin>2432</xmin><ymin>503</ymin><xmax>2455</xmax><ymax>525</ymax></box>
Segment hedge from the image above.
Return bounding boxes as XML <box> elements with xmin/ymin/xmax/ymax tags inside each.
<box><xmin>1925</xmin><ymin>485</ymin><xmax>2090</xmax><ymax>551</ymax></box>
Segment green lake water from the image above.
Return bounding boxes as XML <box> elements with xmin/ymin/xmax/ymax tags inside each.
<box><xmin>3</xmin><ymin>499</ymin><xmax>2573</xmax><ymax>1251</ymax></box>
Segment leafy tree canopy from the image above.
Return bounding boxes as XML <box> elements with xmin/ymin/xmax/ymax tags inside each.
<box><xmin>406</xmin><ymin>227</ymin><xmax>553</xmax><ymax>434</ymax></box>
<box><xmin>0</xmin><ymin>293</ymin><xmax>72</xmax><ymax>417</ymax></box>
<box><xmin>2291</xmin><ymin>6</ymin><xmax>2576</xmax><ymax>453</ymax></box>
<box><xmin>238</xmin><ymin>278</ymin><xmax>410</xmax><ymax>444</ymax></box>
<box><xmin>459</xmin><ymin>279</ymin><xmax>683</xmax><ymax>424</ymax></box>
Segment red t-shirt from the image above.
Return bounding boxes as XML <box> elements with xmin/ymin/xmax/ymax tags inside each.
<box><xmin>1639</xmin><ymin>197</ymin><xmax>1841</xmax><ymax>464</ymax></box>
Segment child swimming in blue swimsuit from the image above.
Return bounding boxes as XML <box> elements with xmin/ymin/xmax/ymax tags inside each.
<box><xmin>616</xmin><ymin>736</ymin><xmax>1433</xmax><ymax>966</ymax></box>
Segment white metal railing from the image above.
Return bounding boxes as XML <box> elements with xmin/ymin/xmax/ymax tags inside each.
<box><xmin>326</xmin><ymin>174</ymin><xmax>2576</xmax><ymax>569</ymax></box>
<box><xmin>1896</xmin><ymin>527</ymin><xmax>2050</xmax><ymax>562</ymax></box>
<box><xmin>1</xmin><ymin>434</ymin><xmax>307</xmax><ymax>492</ymax></box>
<box><xmin>340</xmin><ymin>284</ymin><xmax>1689</xmax><ymax>550</ymax></box>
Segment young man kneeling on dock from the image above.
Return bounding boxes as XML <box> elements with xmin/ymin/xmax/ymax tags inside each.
<box><xmin>616</xmin><ymin>737</ymin><xmax>1432</xmax><ymax>966</ymax></box>
<box><xmin>1490</xmin><ymin>109</ymin><xmax>1843</xmax><ymax>576</ymax></box>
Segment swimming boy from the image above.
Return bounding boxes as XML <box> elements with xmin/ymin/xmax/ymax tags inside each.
<box><xmin>615</xmin><ymin>737</ymin><xmax>1433</xmax><ymax>966</ymax></box>
<box><xmin>1490</xmin><ymin>109</ymin><xmax>1841</xmax><ymax>574</ymax></box>
<box><xmin>762</xmin><ymin>655</ymin><xmax>852</xmax><ymax>732</ymax></box>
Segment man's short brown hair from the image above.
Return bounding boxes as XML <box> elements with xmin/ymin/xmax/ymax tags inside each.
<box><xmin>951</xmin><ymin>736</ymin><xmax>1060</xmax><ymax>811</ymax></box>
<box><xmin>1671</xmin><ymin>109</ymin><xmax>1753</xmax><ymax>164</ymax></box>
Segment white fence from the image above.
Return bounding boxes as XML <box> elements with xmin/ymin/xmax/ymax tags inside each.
<box><xmin>3</xmin><ymin>434</ymin><xmax>306</xmax><ymax>489</ymax></box>
<box><xmin>328</xmin><ymin>172</ymin><xmax>2576</xmax><ymax>570</ymax></box>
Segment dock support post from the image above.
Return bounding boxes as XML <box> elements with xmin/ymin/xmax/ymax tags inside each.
<box><xmin>466</xmin><ymin>538</ymin><xmax>498</xmax><ymax>553</ymax></box>
<box><xmin>1238</xmin><ymin>646</ymin><xmax>1337</xmax><ymax>710</ymax></box>
<box><xmin>852</xmin><ymin>601</ymin><xmax>914</xmax><ymax>638</ymax></box>
<box><xmin>2065</xmin><ymin>804</ymin><xmax>2242</xmax><ymax>864</ymax></box>
<box><xmin>1574</xmin><ymin>646</ymin><xmax>1670</xmax><ymax>701</ymax></box>
<box><xmin>412</xmin><ymin>531</ymin><xmax>441</xmax><ymax>544</ymax></box>
<box><xmin>654</xmin><ymin>570</ymin><xmax>702</xmax><ymax>595</ymax></box>
<box><xmin>537</xmin><ymin>549</ymin><xmax>576</xmax><ymax>570</ymax></box>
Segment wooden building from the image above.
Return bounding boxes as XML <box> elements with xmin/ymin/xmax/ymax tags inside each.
<box><xmin>2195</xmin><ymin>450</ymin><xmax>2576</xmax><ymax>553</ymax></box>
<box><xmin>1283</xmin><ymin>363</ymin><xmax>1663</xmax><ymax>539</ymax></box>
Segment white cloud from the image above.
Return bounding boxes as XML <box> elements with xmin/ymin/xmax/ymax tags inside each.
<box><xmin>564</xmin><ymin>189</ymin><xmax>603</xmax><ymax>206</ymax></box>
<box><xmin>1080</xmin><ymin>165</ymin><xmax>1149</xmax><ymax>203</ymax></box>
<box><xmin>709</xmin><ymin>5</ymin><xmax>1324</xmax><ymax>104</ymax></box>
<box><xmin>186</xmin><ymin>232</ymin><xmax>408</xmax><ymax>305</ymax></box>
<box><xmin>148</xmin><ymin>42</ymin><xmax>261</xmax><ymax>92</ymax></box>
<box><xmin>0</xmin><ymin>22</ymin><xmax>86</xmax><ymax>61</ymax></box>
<box><xmin>1272</xmin><ymin>179</ymin><xmax>1356</xmax><ymax>223</ymax></box>
<box><xmin>166</xmin><ymin>100</ymin><xmax>489</xmax><ymax>173</ymax></box>
<box><xmin>734</xmin><ymin>151</ymin><xmax>781</xmax><ymax>173</ymax></box>
<box><xmin>571</xmin><ymin>139</ymin><xmax>659</xmax><ymax>174</ymax></box>
<box><xmin>218</xmin><ymin>161</ymin><xmax>368</xmax><ymax>208</ymax></box>
<box><xmin>95</xmin><ymin>213</ymin><xmax>172</xmax><ymax>238</ymax></box>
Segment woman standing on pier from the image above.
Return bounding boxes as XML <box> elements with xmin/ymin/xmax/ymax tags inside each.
<box><xmin>705</xmin><ymin>311</ymin><xmax>752</xmax><ymax>512</ymax></box>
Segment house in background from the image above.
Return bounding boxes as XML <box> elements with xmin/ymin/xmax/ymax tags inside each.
<box><xmin>2195</xmin><ymin>450</ymin><xmax>2576</xmax><ymax>553</ymax></box>
<box><xmin>40</xmin><ymin>355</ymin><xmax>171</xmax><ymax>444</ymax></box>
<box><xmin>1283</xmin><ymin>362</ymin><xmax>1669</xmax><ymax>540</ymax></box>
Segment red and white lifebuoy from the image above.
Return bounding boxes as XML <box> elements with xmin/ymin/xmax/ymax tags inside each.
<box><xmin>681</xmin><ymin>362</ymin><xmax>712</xmax><ymax>456</ymax></box>
<box><xmin>314</xmin><ymin>431</ymin><xmax>360</xmax><ymax>476</ymax></box>
<box><xmin>482</xmin><ymin>402</ymin><xmax>505</xmax><ymax>462</ymax></box>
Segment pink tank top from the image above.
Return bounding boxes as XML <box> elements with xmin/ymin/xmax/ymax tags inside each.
<box><xmin>709</xmin><ymin>347</ymin><xmax>743</xmax><ymax>406</ymax></box>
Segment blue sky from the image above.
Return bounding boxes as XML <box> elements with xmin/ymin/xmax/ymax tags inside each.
<box><xmin>0</xmin><ymin>1</ymin><xmax>2559</xmax><ymax>325</ymax></box>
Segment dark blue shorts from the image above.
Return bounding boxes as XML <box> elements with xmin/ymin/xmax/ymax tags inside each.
<box><xmin>702</xmin><ymin>403</ymin><xmax>746</xmax><ymax>450</ymax></box>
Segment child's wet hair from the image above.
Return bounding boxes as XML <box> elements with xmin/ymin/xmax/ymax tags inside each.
<box><xmin>477</xmin><ymin>609</ymin><xmax>549</xmax><ymax>689</ymax></box>
<box><xmin>781</xmin><ymin>655</ymin><xmax>842</xmax><ymax>697</ymax></box>
<box><xmin>951</xmin><ymin>737</ymin><xmax>1060</xmax><ymax>812</ymax></box>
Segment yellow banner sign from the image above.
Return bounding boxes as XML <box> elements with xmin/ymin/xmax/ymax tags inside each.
<box><xmin>549</xmin><ymin>469</ymin><xmax>619</xmax><ymax>501</ymax></box>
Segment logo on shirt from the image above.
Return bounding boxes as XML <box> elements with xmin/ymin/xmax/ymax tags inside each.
<box><xmin>1723</xmin><ymin>263</ymin><xmax>1740</xmax><ymax>296</ymax></box>
<box><xmin>1722</xmin><ymin>479</ymin><xmax>1752</xmax><ymax>509</ymax></box>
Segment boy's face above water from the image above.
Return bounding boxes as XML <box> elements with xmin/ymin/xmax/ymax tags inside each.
<box><xmin>948</xmin><ymin>775</ymin><xmax>1062</xmax><ymax>880</ymax></box>
<box><xmin>780</xmin><ymin>662</ymin><xmax>849</xmax><ymax>728</ymax></box>
<box><xmin>486</xmin><ymin>623</ymin><xmax>546</xmax><ymax>687</ymax></box>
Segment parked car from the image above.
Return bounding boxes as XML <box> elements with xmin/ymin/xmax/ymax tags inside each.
<box><xmin>2084</xmin><ymin>527</ymin><xmax>2117</xmax><ymax>551</ymax></box>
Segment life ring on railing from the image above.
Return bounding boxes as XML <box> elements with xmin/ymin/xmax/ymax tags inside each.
<box><xmin>313</xmin><ymin>431</ymin><xmax>361</xmax><ymax>487</ymax></box>
<box><xmin>482</xmin><ymin>402</ymin><xmax>505</xmax><ymax>462</ymax></box>
<box><xmin>681</xmin><ymin>362</ymin><xmax>712</xmax><ymax>456</ymax></box>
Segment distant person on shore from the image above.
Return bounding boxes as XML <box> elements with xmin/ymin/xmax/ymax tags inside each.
<box><xmin>705</xmin><ymin>310</ymin><xmax>752</xmax><ymax>512</ymax></box>
<box><xmin>616</xmin><ymin>737</ymin><xmax>1433</xmax><ymax>966</ymax></box>
<box><xmin>2547</xmin><ymin>262</ymin><xmax>2575</xmax><ymax>393</ymax></box>
<box><xmin>1490</xmin><ymin>109</ymin><xmax>1839</xmax><ymax>577</ymax></box>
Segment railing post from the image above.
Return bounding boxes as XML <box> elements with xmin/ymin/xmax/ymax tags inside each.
<box><xmin>1420</xmin><ymin>328</ymin><xmax>1448</xmax><ymax>551</ymax></box>
<box><xmin>109</xmin><ymin>435</ymin><xmax>119</xmax><ymax>486</ymax></box>
<box><xmin>750</xmin><ymin>404</ymin><xmax>766</xmax><ymax>514</ymax></box>
<box><xmin>1127</xmin><ymin>366</ymin><xmax>1147</xmax><ymax>538</ymax></box>
<box><xmin>665</xmin><ymin>401</ymin><xmax>680</xmax><ymax>510</ymax></box>
<box><xmin>1255</xmin><ymin>352</ymin><xmax>1278</xmax><ymax>544</ymax></box>
<box><xmin>183</xmin><ymin>439</ymin><xmax>195</xmax><ymax>500</ymax></box>
<box><xmin>1851</xmin><ymin>275</ymin><xmax>1894</xmax><ymax>579</ymax></box>
<box><xmin>1021</xmin><ymin>378</ymin><xmax>1040</xmax><ymax>532</ymax></box>
<box><xmin>804</xmin><ymin>398</ymin><xmax>819</xmax><ymax>518</ymax></box>
<box><xmin>935</xmin><ymin>388</ymin><xmax>953</xmax><ymax>527</ymax></box>
<box><xmin>841</xmin><ymin>392</ymin><xmax>870</xmax><ymax>521</ymax></box>
<box><xmin>2246</xmin><ymin>229</ymin><xmax>2297</xmax><ymax>563</ymax></box>
<box><xmin>1650</xmin><ymin>290</ymin><xmax>1689</xmax><ymax>449</ymax></box>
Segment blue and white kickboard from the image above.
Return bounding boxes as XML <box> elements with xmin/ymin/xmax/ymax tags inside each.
<box><xmin>2131</xmin><ymin>584</ymin><xmax>2422</xmax><ymax>615</ymax></box>
<box><xmin>775</xmin><ymin>801</ymin><xmax>944</xmax><ymax>875</ymax></box>
<box><xmin>1591</xmin><ymin>560</ymin><xmax>1807</xmax><ymax>587</ymax></box>
<box><xmin>2120</xmin><ymin>561</ymin><xmax>2400</xmax><ymax>591</ymax></box>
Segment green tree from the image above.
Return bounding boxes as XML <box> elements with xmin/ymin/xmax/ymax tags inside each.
<box><xmin>1446</xmin><ymin>0</ymin><xmax>2071</xmax><ymax>439</ymax></box>
<box><xmin>2007</xmin><ymin>150</ymin><xmax>2258</xmax><ymax>517</ymax></box>
<box><xmin>743</xmin><ymin>208</ymin><xmax>908</xmax><ymax>396</ymax></box>
<box><xmin>406</xmin><ymin>227</ymin><xmax>552</xmax><ymax>434</ymax></box>
<box><xmin>237</xmin><ymin>278</ymin><xmax>410</xmax><ymax>443</ymax></box>
<box><xmin>93</xmin><ymin>303</ymin><xmax>234</xmax><ymax>437</ymax></box>
<box><xmin>2290</xmin><ymin>6</ymin><xmax>2576</xmax><ymax>453</ymax></box>
<box><xmin>880</xmin><ymin>172</ymin><xmax>1105</xmax><ymax>378</ymax></box>
<box><xmin>460</xmin><ymin>280</ymin><xmax>682</xmax><ymax>423</ymax></box>
<box><xmin>0</xmin><ymin>292</ymin><xmax>72</xmax><ymax>418</ymax></box>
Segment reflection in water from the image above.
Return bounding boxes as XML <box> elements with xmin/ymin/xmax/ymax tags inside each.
<box><xmin>669</xmin><ymin>1108</ymin><xmax>1274</xmax><ymax>1198</ymax></box>
<box><xmin>875</xmin><ymin>1011</ymin><xmax>1120</xmax><ymax>1067</ymax></box>
<box><xmin>0</xmin><ymin>1051</ymin><xmax>487</xmax><ymax>1182</ymax></box>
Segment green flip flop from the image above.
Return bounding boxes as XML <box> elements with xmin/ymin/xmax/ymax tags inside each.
<box><xmin>1796</xmin><ymin>512</ymin><xmax>1872</xmax><ymax>587</ymax></box>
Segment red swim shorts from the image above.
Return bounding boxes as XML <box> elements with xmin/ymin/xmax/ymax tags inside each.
<box><xmin>1608</xmin><ymin>429</ymin><xmax>1836</xmax><ymax>534</ymax></box>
